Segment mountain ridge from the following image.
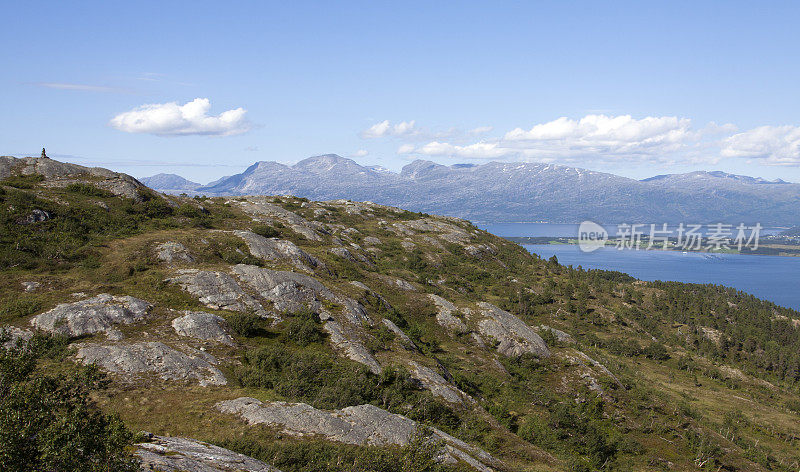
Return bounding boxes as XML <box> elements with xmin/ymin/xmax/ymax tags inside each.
<box><xmin>143</xmin><ymin>155</ymin><xmax>800</xmax><ymax>225</ymax></box>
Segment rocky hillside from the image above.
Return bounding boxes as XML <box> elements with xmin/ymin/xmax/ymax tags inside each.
<box><xmin>145</xmin><ymin>154</ymin><xmax>800</xmax><ymax>225</ymax></box>
<box><xmin>2</xmin><ymin>157</ymin><xmax>800</xmax><ymax>471</ymax></box>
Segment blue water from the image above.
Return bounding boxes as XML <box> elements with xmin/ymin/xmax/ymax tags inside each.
<box><xmin>476</xmin><ymin>223</ymin><xmax>799</xmax><ymax>310</ymax></box>
<box><xmin>523</xmin><ymin>244</ymin><xmax>800</xmax><ymax>311</ymax></box>
<box><xmin>479</xmin><ymin>223</ymin><xmax>785</xmax><ymax>238</ymax></box>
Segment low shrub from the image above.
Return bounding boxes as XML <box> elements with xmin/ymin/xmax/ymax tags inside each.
<box><xmin>227</xmin><ymin>312</ymin><xmax>267</xmax><ymax>337</ymax></box>
<box><xmin>65</xmin><ymin>182</ymin><xmax>112</xmax><ymax>197</ymax></box>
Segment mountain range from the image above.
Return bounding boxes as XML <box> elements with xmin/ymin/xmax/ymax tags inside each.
<box><xmin>141</xmin><ymin>155</ymin><xmax>800</xmax><ymax>225</ymax></box>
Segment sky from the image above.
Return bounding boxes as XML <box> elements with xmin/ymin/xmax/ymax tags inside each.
<box><xmin>3</xmin><ymin>1</ymin><xmax>800</xmax><ymax>183</ymax></box>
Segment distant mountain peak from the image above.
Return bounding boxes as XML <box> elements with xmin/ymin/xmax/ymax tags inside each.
<box><xmin>139</xmin><ymin>173</ymin><xmax>200</xmax><ymax>191</ymax></box>
<box><xmin>642</xmin><ymin>170</ymin><xmax>791</xmax><ymax>185</ymax></box>
<box><xmin>141</xmin><ymin>153</ymin><xmax>800</xmax><ymax>225</ymax></box>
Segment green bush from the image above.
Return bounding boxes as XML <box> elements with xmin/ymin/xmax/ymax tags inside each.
<box><xmin>235</xmin><ymin>344</ymin><xmax>459</xmax><ymax>424</ymax></box>
<box><xmin>282</xmin><ymin>310</ymin><xmax>324</xmax><ymax>346</ymax></box>
<box><xmin>221</xmin><ymin>426</ymin><xmax>459</xmax><ymax>472</ymax></box>
<box><xmin>1</xmin><ymin>173</ymin><xmax>45</xmax><ymax>189</ymax></box>
<box><xmin>0</xmin><ymin>335</ymin><xmax>139</xmax><ymax>472</ymax></box>
<box><xmin>252</xmin><ymin>224</ymin><xmax>280</xmax><ymax>238</ymax></box>
<box><xmin>0</xmin><ymin>296</ymin><xmax>45</xmax><ymax>323</ymax></box>
<box><xmin>227</xmin><ymin>312</ymin><xmax>267</xmax><ymax>337</ymax></box>
<box><xmin>65</xmin><ymin>182</ymin><xmax>112</xmax><ymax>197</ymax></box>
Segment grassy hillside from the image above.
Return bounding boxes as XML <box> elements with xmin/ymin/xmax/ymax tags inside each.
<box><xmin>2</xmin><ymin>163</ymin><xmax>799</xmax><ymax>472</ymax></box>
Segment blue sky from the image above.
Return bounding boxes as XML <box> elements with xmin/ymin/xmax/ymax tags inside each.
<box><xmin>3</xmin><ymin>1</ymin><xmax>800</xmax><ymax>183</ymax></box>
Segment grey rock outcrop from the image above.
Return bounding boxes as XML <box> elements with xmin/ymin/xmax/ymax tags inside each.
<box><xmin>475</xmin><ymin>302</ymin><xmax>550</xmax><ymax>358</ymax></box>
<box><xmin>215</xmin><ymin>397</ymin><xmax>497</xmax><ymax>472</ymax></box>
<box><xmin>22</xmin><ymin>209</ymin><xmax>51</xmax><ymax>224</ymax></box>
<box><xmin>156</xmin><ymin>241</ymin><xmax>194</xmax><ymax>263</ymax></box>
<box><xmin>232</xmin><ymin>265</ymin><xmax>335</xmax><ymax>313</ymax></box>
<box><xmin>322</xmin><ymin>321</ymin><xmax>382</xmax><ymax>374</ymax></box>
<box><xmin>393</xmin><ymin>278</ymin><xmax>416</xmax><ymax>291</ymax></box>
<box><xmin>1</xmin><ymin>326</ymin><xmax>33</xmax><ymax>349</ymax></box>
<box><xmin>429</xmin><ymin>295</ymin><xmax>469</xmax><ymax>334</ymax></box>
<box><xmin>362</xmin><ymin>236</ymin><xmax>382</xmax><ymax>246</ymax></box>
<box><xmin>21</xmin><ymin>281</ymin><xmax>41</xmax><ymax>292</ymax></box>
<box><xmin>30</xmin><ymin>294</ymin><xmax>151</xmax><ymax>339</ymax></box>
<box><xmin>172</xmin><ymin>312</ymin><xmax>235</xmax><ymax>345</ymax></box>
<box><xmin>168</xmin><ymin>270</ymin><xmax>264</xmax><ymax>314</ymax></box>
<box><xmin>403</xmin><ymin>218</ymin><xmax>473</xmax><ymax>245</ymax></box>
<box><xmin>1</xmin><ymin>156</ymin><xmax>146</xmax><ymax>200</ymax></box>
<box><xmin>136</xmin><ymin>435</ymin><xmax>282</xmax><ymax>472</ymax></box>
<box><xmin>76</xmin><ymin>341</ymin><xmax>227</xmax><ymax>387</ymax></box>
<box><xmin>408</xmin><ymin>360</ymin><xmax>471</xmax><ymax>405</ymax></box>
<box><xmin>233</xmin><ymin>230</ymin><xmax>320</xmax><ymax>271</ymax></box>
<box><xmin>231</xmin><ymin>198</ymin><xmax>322</xmax><ymax>241</ymax></box>
<box><xmin>381</xmin><ymin>319</ymin><xmax>417</xmax><ymax>351</ymax></box>
<box><xmin>538</xmin><ymin>325</ymin><xmax>576</xmax><ymax>344</ymax></box>
<box><xmin>329</xmin><ymin>246</ymin><xmax>371</xmax><ymax>266</ymax></box>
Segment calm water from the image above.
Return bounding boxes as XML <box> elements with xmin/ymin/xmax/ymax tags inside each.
<box><xmin>477</xmin><ymin>223</ymin><xmax>800</xmax><ymax>311</ymax></box>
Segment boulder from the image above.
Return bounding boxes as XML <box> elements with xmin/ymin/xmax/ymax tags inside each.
<box><xmin>172</xmin><ymin>312</ymin><xmax>235</xmax><ymax>345</ymax></box>
<box><xmin>76</xmin><ymin>341</ymin><xmax>227</xmax><ymax>387</ymax></box>
<box><xmin>475</xmin><ymin>302</ymin><xmax>550</xmax><ymax>358</ymax></box>
<box><xmin>233</xmin><ymin>231</ymin><xmax>320</xmax><ymax>271</ymax></box>
<box><xmin>21</xmin><ymin>281</ymin><xmax>40</xmax><ymax>292</ymax></box>
<box><xmin>30</xmin><ymin>294</ymin><xmax>151</xmax><ymax>338</ymax></box>
<box><xmin>20</xmin><ymin>209</ymin><xmax>50</xmax><ymax>224</ymax></box>
<box><xmin>136</xmin><ymin>435</ymin><xmax>282</xmax><ymax>472</ymax></box>
<box><xmin>156</xmin><ymin>241</ymin><xmax>194</xmax><ymax>263</ymax></box>
<box><xmin>216</xmin><ymin>398</ymin><xmax>498</xmax><ymax>472</ymax></box>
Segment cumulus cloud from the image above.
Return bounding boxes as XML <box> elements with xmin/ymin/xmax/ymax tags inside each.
<box><xmin>352</xmin><ymin>149</ymin><xmax>369</xmax><ymax>157</ymax></box>
<box><xmin>110</xmin><ymin>98</ymin><xmax>249</xmax><ymax>137</ymax></box>
<box><xmin>504</xmin><ymin>115</ymin><xmax>694</xmax><ymax>154</ymax></box>
<box><xmin>361</xmin><ymin>120</ymin><xmax>416</xmax><ymax>138</ymax></box>
<box><xmin>397</xmin><ymin>144</ymin><xmax>416</xmax><ymax>154</ymax></box>
<box><xmin>721</xmin><ymin>125</ymin><xmax>800</xmax><ymax>165</ymax></box>
<box><xmin>400</xmin><ymin>114</ymin><xmax>700</xmax><ymax>162</ymax></box>
<box><xmin>416</xmin><ymin>141</ymin><xmax>511</xmax><ymax>159</ymax></box>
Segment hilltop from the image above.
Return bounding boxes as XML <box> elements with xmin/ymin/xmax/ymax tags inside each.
<box><xmin>2</xmin><ymin>157</ymin><xmax>800</xmax><ymax>471</ymax></box>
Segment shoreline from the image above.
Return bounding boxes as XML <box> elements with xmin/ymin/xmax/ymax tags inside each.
<box><xmin>505</xmin><ymin>236</ymin><xmax>800</xmax><ymax>257</ymax></box>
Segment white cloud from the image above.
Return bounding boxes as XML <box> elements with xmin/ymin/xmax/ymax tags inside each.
<box><xmin>352</xmin><ymin>149</ymin><xmax>369</xmax><ymax>157</ymax></box>
<box><xmin>417</xmin><ymin>141</ymin><xmax>511</xmax><ymax>159</ymax></box>
<box><xmin>404</xmin><ymin>114</ymin><xmax>704</xmax><ymax>163</ymax></box>
<box><xmin>361</xmin><ymin>120</ymin><xmax>416</xmax><ymax>138</ymax></box>
<box><xmin>504</xmin><ymin>114</ymin><xmax>694</xmax><ymax>153</ymax></box>
<box><xmin>397</xmin><ymin>144</ymin><xmax>416</xmax><ymax>154</ymax></box>
<box><xmin>110</xmin><ymin>98</ymin><xmax>249</xmax><ymax>137</ymax></box>
<box><xmin>721</xmin><ymin>125</ymin><xmax>800</xmax><ymax>165</ymax></box>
